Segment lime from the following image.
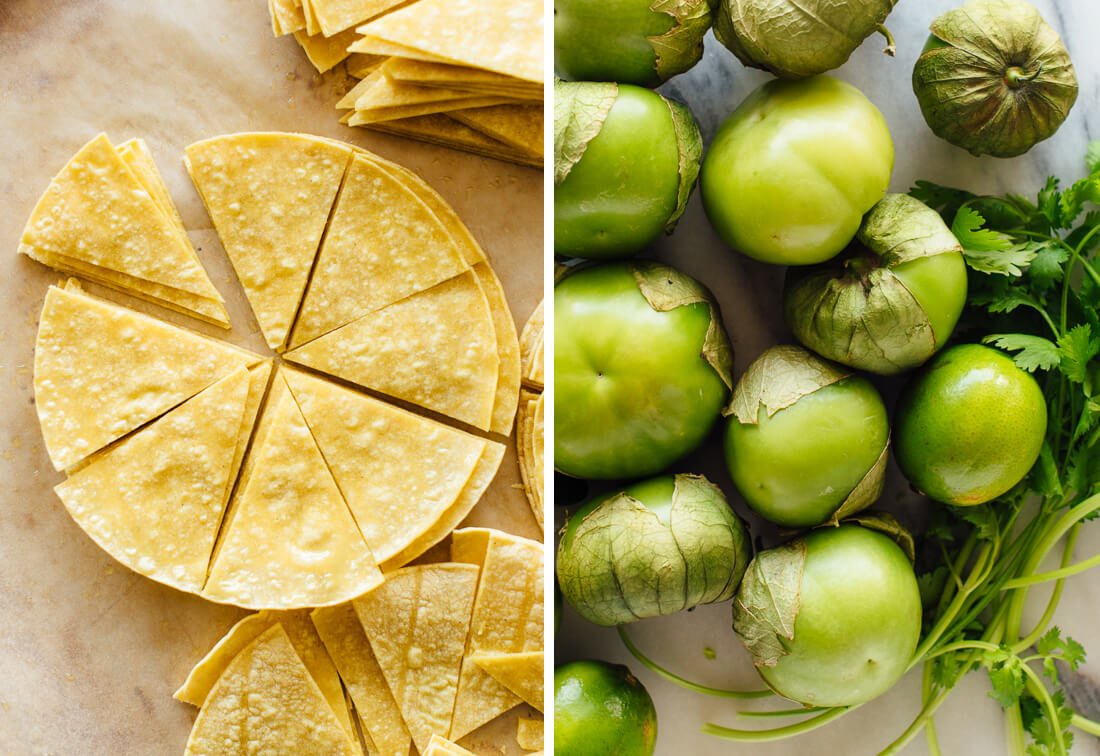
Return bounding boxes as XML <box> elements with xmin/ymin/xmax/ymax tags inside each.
<box><xmin>554</xmin><ymin>660</ymin><xmax>657</xmax><ymax>755</ymax></box>
<box><xmin>894</xmin><ymin>343</ymin><xmax>1047</xmax><ymax>505</ymax></box>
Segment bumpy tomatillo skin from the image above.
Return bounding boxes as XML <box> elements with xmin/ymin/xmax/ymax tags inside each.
<box><xmin>555</xmin><ymin>0</ymin><xmax>712</xmax><ymax>87</ymax></box>
<box><xmin>783</xmin><ymin>194</ymin><xmax>967</xmax><ymax>375</ymax></box>
<box><xmin>912</xmin><ymin>0</ymin><xmax>1078</xmax><ymax>158</ymax></box>
<box><xmin>713</xmin><ymin>0</ymin><xmax>898</xmax><ymax>79</ymax></box>
<box><xmin>557</xmin><ymin>474</ymin><xmax>751</xmax><ymax>627</ymax></box>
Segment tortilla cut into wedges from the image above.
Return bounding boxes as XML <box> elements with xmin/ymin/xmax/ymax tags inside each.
<box><xmin>269</xmin><ymin>0</ymin><xmax>306</xmax><ymax>35</ymax></box>
<box><xmin>519</xmin><ymin>300</ymin><xmax>544</xmax><ymax>390</ymax></box>
<box><xmin>311</xmin><ymin>604</ymin><xmax>412</xmax><ymax>756</ymax></box>
<box><xmin>425</xmin><ymin>734</ymin><xmax>477</xmax><ymax>756</ymax></box>
<box><xmin>451</xmin><ymin>105</ymin><xmax>544</xmax><ymax>158</ymax></box>
<box><xmin>19</xmin><ymin>134</ymin><xmax>226</xmax><ymax>312</ymax></box>
<box><xmin>309</xmin><ymin>0</ymin><xmax>405</xmax><ymax>36</ymax></box>
<box><xmin>470</xmin><ymin>652</ymin><xmax>544</xmax><ymax>712</ymax></box>
<box><xmin>354</xmin><ymin>563</ymin><xmax>479</xmax><ymax>754</ymax></box>
<box><xmin>287</xmin><ymin>271</ymin><xmax>498</xmax><ymax>430</ymax></box>
<box><xmin>291</xmin><ymin>152</ymin><xmax>467</xmax><ymax>347</ymax></box>
<box><xmin>361</xmin><ymin>115</ymin><xmax>542</xmax><ymax>168</ymax></box>
<box><xmin>449</xmin><ymin>528</ymin><xmax>544</xmax><ymax>739</ymax></box>
<box><xmin>184</xmin><ymin>624</ymin><xmax>358</xmax><ymax>756</ymax></box>
<box><xmin>516</xmin><ymin>390</ymin><xmax>544</xmax><ymax>530</ymax></box>
<box><xmin>53</xmin><ymin>368</ymin><xmax>249</xmax><ymax>594</ymax></box>
<box><xmin>294</xmin><ymin>27</ymin><xmax>360</xmax><ymax>73</ymax></box>
<box><xmin>33</xmin><ymin>284</ymin><xmax>260</xmax><ymax>471</ymax></box>
<box><xmin>517</xmin><ymin>716</ymin><xmax>544</xmax><ymax>751</ymax></box>
<box><xmin>283</xmin><ymin>367</ymin><xmax>487</xmax><ymax>563</ymax></box>
<box><xmin>202</xmin><ymin>373</ymin><xmax>383</xmax><ymax>609</ymax></box>
<box><xmin>186</xmin><ymin>133</ymin><xmax>353</xmax><ymax>350</ymax></box>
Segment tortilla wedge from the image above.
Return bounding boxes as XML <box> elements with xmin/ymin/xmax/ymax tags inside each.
<box><xmin>202</xmin><ymin>372</ymin><xmax>383</xmax><ymax>609</ymax></box>
<box><xmin>286</xmin><ymin>271</ymin><xmax>499</xmax><ymax>431</ymax></box>
<box><xmin>354</xmin><ymin>563</ymin><xmax>479</xmax><ymax>754</ymax></box>
<box><xmin>348</xmin><ymin>33</ymin><xmax>452</xmax><ymax>63</ymax></box>
<box><xmin>53</xmin><ymin>367</ymin><xmax>249</xmax><ymax>594</ymax></box>
<box><xmin>516</xmin><ymin>390</ymin><xmax>544</xmax><ymax>530</ymax></box>
<box><xmin>19</xmin><ymin>134</ymin><xmax>227</xmax><ymax>315</ymax></box>
<box><xmin>469</xmin><ymin>652</ymin><xmax>544</xmax><ymax>712</ymax></box>
<box><xmin>270</xmin><ymin>0</ymin><xmax>307</xmax><ymax>35</ymax></box>
<box><xmin>361</xmin><ymin>115</ymin><xmax>542</xmax><ymax>168</ymax></box>
<box><xmin>519</xmin><ymin>299</ymin><xmax>543</xmax><ymax>391</ymax></box>
<box><xmin>425</xmin><ymin>734</ymin><xmax>477</xmax><ymax>756</ymax></box>
<box><xmin>382</xmin><ymin>58</ymin><xmax>540</xmax><ymax>94</ymax></box>
<box><xmin>308</xmin><ymin>0</ymin><xmax>406</xmax><ymax>36</ymax></box>
<box><xmin>291</xmin><ymin>152</ymin><xmax>467</xmax><ymax>347</ymax></box>
<box><xmin>34</xmin><ymin>283</ymin><xmax>260</xmax><ymax>471</ymax></box>
<box><xmin>184</xmin><ymin>624</ymin><xmax>358</xmax><ymax>755</ymax></box>
<box><xmin>311</xmin><ymin>604</ymin><xmax>413</xmax><ymax>756</ymax></box>
<box><xmin>282</xmin><ymin>367</ymin><xmax>487</xmax><ymax>563</ymax></box>
<box><xmin>517</xmin><ymin>716</ymin><xmax>544</xmax><ymax>751</ymax></box>
<box><xmin>185</xmin><ymin>132</ymin><xmax>353</xmax><ymax>350</ymax></box>
<box><xmin>346</xmin><ymin>52</ymin><xmax>387</xmax><ymax>78</ymax></box>
<box><xmin>451</xmin><ymin>105</ymin><xmax>544</xmax><ymax>158</ymax></box>
<box><xmin>293</xmin><ymin>26</ymin><xmax>360</xmax><ymax>73</ymax></box>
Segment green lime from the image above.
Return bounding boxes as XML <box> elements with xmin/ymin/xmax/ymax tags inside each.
<box><xmin>554</xmin><ymin>660</ymin><xmax>657</xmax><ymax>755</ymax></box>
<box><xmin>894</xmin><ymin>343</ymin><xmax>1047</xmax><ymax>505</ymax></box>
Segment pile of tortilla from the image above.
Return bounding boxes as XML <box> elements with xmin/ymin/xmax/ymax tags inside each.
<box><xmin>26</xmin><ymin>131</ymin><xmax>524</xmax><ymax>612</ymax></box>
<box><xmin>268</xmin><ymin>0</ymin><xmax>542</xmax><ymax>167</ymax></box>
<box><xmin>177</xmin><ymin>528</ymin><xmax>544</xmax><ymax>754</ymax></box>
<box><xmin>517</xmin><ymin>300</ymin><xmax>545</xmax><ymax>530</ymax></box>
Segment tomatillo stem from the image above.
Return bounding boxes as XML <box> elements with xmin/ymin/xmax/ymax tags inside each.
<box><xmin>877</xmin><ymin>24</ymin><xmax>896</xmax><ymax>56</ymax></box>
<box><xmin>1005</xmin><ymin>64</ymin><xmax>1042</xmax><ymax>88</ymax></box>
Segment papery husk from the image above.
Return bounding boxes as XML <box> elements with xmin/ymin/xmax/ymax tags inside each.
<box><xmin>554</xmin><ymin>79</ymin><xmax>617</xmax><ymax>185</ymax></box>
<box><xmin>665</xmin><ymin>98</ymin><xmax>703</xmax><ymax>231</ymax></box>
<box><xmin>784</xmin><ymin>194</ymin><xmax>961</xmax><ymax>375</ymax></box>
<box><xmin>713</xmin><ymin>0</ymin><xmax>897</xmax><ymax>79</ymax></box>
<box><xmin>557</xmin><ymin>474</ymin><xmax>751</xmax><ymax>626</ymax></box>
<box><xmin>912</xmin><ymin>0</ymin><xmax>1078</xmax><ymax>158</ymax></box>
<box><xmin>732</xmin><ymin>540</ymin><xmax>804</xmax><ymax>667</ymax></box>
<box><xmin>648</xmin><ymin>0</ymin><xmax>712</xmax><ymax>83</ymax></box>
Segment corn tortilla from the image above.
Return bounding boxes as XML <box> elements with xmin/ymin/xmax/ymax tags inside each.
<box><xmin>451</xmin><ymin>105</ymin><xmax>544</xmax><ymax>158</ymax></box>
<box><xmin>469</xmin><ymin>652</ymin><xmax>544</xmax><ymax>712</ymax></box>
<box><xmin>361</xmin><ymin>115</ymin><xmax>541</xmax><ymax>168</ymax></box>
<box><xmin>517</xmin><ymin>716</ymin><xmax>544</xmax><ymax>751</ymax></box>
<box><xmin>425</xmin><ymin>734</ymin><xmax>478</xmax><ymax>755</ymax></box>
<box><xmin>293</xmin><ymin>26</ymin><xmax>360</xmax><ymax>73</ymax></box>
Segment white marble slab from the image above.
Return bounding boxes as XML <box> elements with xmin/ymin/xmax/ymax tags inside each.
<box><xmin>555</xmin><ymin>1</ymin><xmax>1100</xmax><ymax>754</ymax></box>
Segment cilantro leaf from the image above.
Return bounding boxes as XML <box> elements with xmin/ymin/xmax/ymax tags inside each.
<box><xmin>1087</xmin><ymin>141</ymin><xmax>1100</xmax><ymax>176</ymax></box>
<box><xmin>983</xmin><ymin>334</ymin><xmax>1061</xmax><ymax>372</ymax></box>
<box><xmin>984</xmin><ymin>648</ymin><xmax>1025</xmax><ymax>707</ymax></box>
<box><xmin>1057</xmin><ymin>324</ymin><xmax>1100</xmax><ymax>385</ymax></box>
<box><xmin>1027</xmin><ymin>243</ymin><xmax>1069</xmax><ymax>293</ymax></box>
<box><xmin>952</xmin><ymin>207</ymin><xmax>1039</xmax><ymax>275</ymax></box>
<box><xmin>955</xmin><ymin>505</ymin><xmax>999</xmax><ymax>541</ymax></box>
<box><xmin>1058</xmin><ymin>177</ymin><xmax>1100</xmax><ymax>229</ymax></box>
<box><xmin>1037</xmin><ymin>176</ymin><xmax>1062</xmax><ymax>231</ymax></box>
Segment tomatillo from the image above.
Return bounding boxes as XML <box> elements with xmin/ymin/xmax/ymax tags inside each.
<box><xmin>555</xmin><ymin>660</ymin><xmax>658</xmax><ymax>755</ymax></box>
<box><xmin>894</xmin><ymin>343</ymin><xmax>1048</xmax><ymax>506</ymax></box>
<box><xmin>557</xmin><ymin>473</ymin><xmax>751</xmax><ymax>626</ymax></box>
<box><xmin>733</xmin><ymin>521</ymin><xmax>921</xmax><ymax>707</ymax></box>
<box><xmin>701</xmin><ymin>76</ymin><xmax>893</xmax><ymax>266</ymax></box>
<box><xmin>555</xmin><ymin>0</ymin><xmax>711</xmax><ymax>86</ymax></box>
<box><xmin>555</xmin><ymin>80</ymin><xmax>702</xmax><ymax>259</ymax></box>
<box><xmin>724</xmin><ymin>345</ymin><xmax>889</xmax><ymax>528</ymax></box>
<box><xmin>555</xmin><ymin>261</ymin><xmax>733</xmax><ymax>480</ymax></box>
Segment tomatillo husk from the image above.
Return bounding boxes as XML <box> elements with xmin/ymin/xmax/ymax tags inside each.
<box><xmin>557</xmin><ymin>474</ymin><xmax>751</xmax><ymax>627</ymax></box>
<box><xmin>912</xmin><ymin>0</ymin><xmax>1077</xmax><ymax>158</ymax></box>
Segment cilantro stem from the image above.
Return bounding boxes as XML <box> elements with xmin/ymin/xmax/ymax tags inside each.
<box><xmin>737</xmin><ymin>706</ymin><xmax>828</xmax><ymax>718</ymax></box>
<box><xmin>1002</xmin><ymin>527</ymin><xmax>1089</xmax><ymax>588</ymax></box>
<box><xmin>1021</xmin><ymin>663</ymin><xmax>1067</xmax><ymax>754</ymax></box>
<box><xmin>701</xmin><ymin>707</ymin><xmax>852</xmax><ymax>742</ymax></box>
<box><xmin>921</xmin><ymin>663</ymin><xmax>943</xmax><ymax>756</ymax></box>
<box><xmin>1071</xmin><ymin>712</ymin><xmax>1100</xmax><ymax>737</ymax></box>
<box><xmin>1005</xmin><ymin>702</ymin><xmax>1027</xmax><ymax>756</ymax></box>
<box><xmin>1010</xmin><ymin>524</ymin><xmax>1079</xmax><ymax>654</ymax></box>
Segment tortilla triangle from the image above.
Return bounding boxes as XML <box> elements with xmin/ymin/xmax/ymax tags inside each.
<box><xmin>354</xmin><ymin>563</ymin><xmax>479</xmax><ymax>754</ymax></box>
<box><xmin>203</xmin><ymin>373</ymin><xmax>383</xmax><ymax>609</ymax></box>
<box><xmin>186</xmin><ymin>133</ymin><xmax>353</xmax><ymax>350</ymax></box>
<box><xmin>469</xmin><ymin>651</ymin><xmax>544</xmax><ymax>711</ymax></box>
<box><xmin>283</xmin><ymin>367</ymin><xmax>487</xmax><ymax>563</ymax></box>
<box><xmin>184</xmin><ymin>624</ymin><xmax>358</xmax><ymax>755</ymax></box>
<box><xmin>19</xmin><ymin>134</ymin><xmax>225</xmax><ymax>302</ymax></box>
<box><xmin>34</xmin><ymin>284</ymin><xmax>260</xmax><ymax>471</ymax></box>
<box><xmin>53</xmin><ymin>367</ymin><xmax>249</xmax><ymax>594</ymax></box>
<box><xmin>425</xmin><ymin>734</ymin><xmax>477</xmax><ymax>755</ymax></box>
<box><xmin>291</xmin><ymin>152</ymin><xmax>467</xmax><ymax>347</ymax></box>
<box><xmin>286</xmin><ymin>271</ymin><xmax>499</xmax><ymax>430</ymax></box>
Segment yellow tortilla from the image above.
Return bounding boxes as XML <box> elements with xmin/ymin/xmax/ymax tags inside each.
<box><xmin>309</xmin><ymin>0</ymin><xmax>405</xmax><ymax>36</ymax></box>
<box><xmin>293</xmin><ymin>26</ymin><xmax>360</xmax><ymax>73</ymax></box>
<box><xmin>203</xmin><ymin>372</ymin><xmax>383</xmax><ymax>609</ymax></box>
<box><xmin>286</xmin><ymin>271</ymin><xmax>499</xmax><ymax>430</ymax></box>
<box><xmin>356</xmin><ymin>0</ymin><xmax>543</xmax><ymax>83</ymax></box>
<box><xmin>311</xmin><ymin>604</ymin><xmax>413</xmax><ymax>756</ymax></box>
<box><xmin>19</xmin><ymin>134</ymin><xmax>225</xmax><ymax>303</ymax></box>
<box><xmin>270</xmin><ymin>0</ymin><xmax>307</xmax><ymax>35</ymax></box>
<box><xmin>517</xmin><ymin>390</ymin><xmax>544</xmax><ymax>530</ymax></box>
<box><xmin>519</xmin><ymin>299</ymin><xmax>543</xmax><ymax>390</ymax></box>
<box><xmin>354</xmin><ymin>563</ymin><xmax>479</xmax><ymax>754</ymax></box>
<box><xmin>469</xmin><ymin>652</ymin><xmax>544</xmax><ymax>712</ymax></box>
<box><xmin>425</xmin><ymin>734</ymin><xmax>477</xmax><ymax>756</ymax></box>
<box><xmin>383</xmin><ymin>58</ymin><xmax>540</xmax><ymax>93</ymax></box>
<box><xmin>175</xmin><ymin>611</ymin><xmax>275</xmax><ymax>706</ymax></box>
<box><xmin>53</xmin><ymin>367</ymin><xmax>249</xmax><ymax>594</ymax></box>
<box><xmin>283</xmin><ymin>367</ymin><xmax>487</xmax><ymax>562</ymax></box>
<box><xmin>291</xmin><ymin>152</ymin><xmax>467</xmax><ymax>347</ymax></box>
<box><xmin>349</xmin><ymin>95</ymin><xmax>519</xmax><ymax>125</ymax></box>
<box><xmin>449</xmin><ymin>528</ymin><xmax>544</xmax><ymax>739</ymax></box>
<box><xmin>346</xmin><ymin>52</ymin><xmax>387</xmax><ymax>78</ymax></box>
<box><xmin>361</xmin><ymin>114</ymin><xmax>542</xmax><ymax>168</ymax></box>
<box><xmin>33</xmin><ymin>284</ymin><xmax>258</xmax><ymax>471</ymax></box>
<box><xmin>452</xmin><ymin>105</ymin><xmax>544</xmax><ymax>158</ymax></box>
<box><xmin>517</xmin><ymin>716</ymin><xmax>543</xmax><ymax>751</ymax></box>
<box><xmin>348</xmin><ymin>33</ymin><xmax>452</xmax><ymax>63</ymax></box>
<box><xmin>185</xmin><ymin>132</ymin><xmax>352</xmax><ymax>350</ymax></box>
<box><xmin>184</xmin><ymin>624</ymin><xmax>358</xmax><ymax>755</ymax></box>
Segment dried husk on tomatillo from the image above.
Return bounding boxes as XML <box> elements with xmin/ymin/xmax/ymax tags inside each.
<box><xmin>912</xmin><ymin>0</ymin><xmax>1077</xmax><ymax>158</ymax></box>
<box><xmin>783</xmin><ymin>194</ymin><xmax>966</xmax><ymax>375</ymax></box>
<box><xmin>649</xmin><ymin>0</ymin><xmax>713</xmax><ymax>83</ymax></box>
<box><xmin>556</xmin><ymin>474</ymin><xmax>750</xmax><ymax>627</ymax></box>
<box><xmin>713</xmin><ymin>0</ymin><xmax>898</xmax><ymax>79</ymax></box>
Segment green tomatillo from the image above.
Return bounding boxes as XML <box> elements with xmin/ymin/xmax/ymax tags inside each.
<box><xmin>554</xmin><ymin>261</ymin><xmax>733</xmax><ymax>480</ymax></box>
<box><xmin>784</xmin><ymin>193</ymin><xmax>968</xmax><ymax>375</ymax></box>
<box><xmin>701</xmin><ymin>76</ymin><xmax>893</xmax><ymax>266</ymax></box>
<box><xmin>713</xmin><ymin>0</ymin><xmax>898</xmax><ymax>79</ymax></box>
<box><xmin>555</xmin><ymin>660</ymin><xmax>658</xmax><ymax>756</ymax></box>
<box><xmin>912</xmin><ymin>0</ymin><xmax>1078</xmax><ymax>158</ymax></box>
<box><xmin>555</xmin><ymin>0</ymin><xmax>712</xmax><ymax>86</ymax></box>
<box><xmin>724</xmin><ymin>345</ymin><xmax>889</xmax><ymax>529</ymax></box>
<box><xmin>733</xmin><ymin>518</ymin><xmax>921</xmax><ymax>707</ymax></box>
<box><xmin>557</xmin><ymin>473</ymin><xmax>751</xmax><ymax>626</ymax></box>
<box><xmin>555</xmin><ymin>80</ymin><xmax>702</xmax><ymax>259</ymax></box>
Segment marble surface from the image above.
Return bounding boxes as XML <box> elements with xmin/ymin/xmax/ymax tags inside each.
<box><xmin>555</xmin><ymin>1</ymin><xmax>1100</xmax><ymax>754</ymax></box>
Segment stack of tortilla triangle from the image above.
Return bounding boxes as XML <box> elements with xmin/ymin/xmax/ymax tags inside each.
<box><xmin>19</xmin><ymin>134</ymin><xmax>230</xmax><ymax>327</ymax></box>
<box><xmin>266</xmin><ymin>0</ymin><xmax>543</xmax><ymax>166</ymax></box>
<box><xmin>516</xmin><ymin>300</ymin><xmax>545</xmax><ymax>528</ymax></box>
<box><xmin>177</xmin><ymin>529</ymin><xmax>543</xmax><ymax>753</ymax></box>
